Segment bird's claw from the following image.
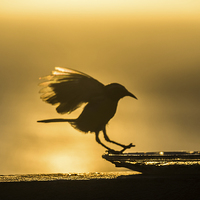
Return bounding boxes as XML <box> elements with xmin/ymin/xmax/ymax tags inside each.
<box><xmin>121</xmin><ymin>143</ymin><xmax>135</xmax><ymax>149</ymax></box>
<box><xmin>126</xmin><ymin>143</ymin><xmax>135</xmax><ymax>148</ymax></box>
<box><xmin>106</xmin><ymin>149</ymin><xmax>122</xmax><ymax>154</ymax></box>
<box><xmin>120</xmin><ymin>144</ymin><xmax>134</xmax><ymax>153</ymax></box>
<box><xmin>106</xmin><ymin>143</ymin><xmax>135</xmax><ymax>154</ymax></box>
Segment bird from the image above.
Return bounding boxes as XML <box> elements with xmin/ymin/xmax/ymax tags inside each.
<box><xmin>37</xmin><ymin>67</ymin><xmax>137</xmax><ymax>154</ymax></box>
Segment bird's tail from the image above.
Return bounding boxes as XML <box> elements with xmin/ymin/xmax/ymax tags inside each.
<box><xmin>37</xmin><ymin>118</ymin><xmax>75</xmax><ymax>123</ymax></box>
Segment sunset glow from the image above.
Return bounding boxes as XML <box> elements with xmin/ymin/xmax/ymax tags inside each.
<box><xmin>0</xmin><ymin>0</ymin><xmax>199</xmax><ymax>175</ymax></box>
<box><xmin>1</xmin><ymin>0</ymin><xmax>200</xmax><ymax>16</ymax></box>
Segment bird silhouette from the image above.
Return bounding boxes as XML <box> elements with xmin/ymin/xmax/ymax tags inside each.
<box><xmin>37</xmin><ymin>67</ymin><xmax>137</xmax><ymax>154</ymax></box>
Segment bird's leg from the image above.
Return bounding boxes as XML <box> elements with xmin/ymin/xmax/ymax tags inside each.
<box><xmin>103</xmin><ymin>127</ymin><xmax>135</xmax><ymax>149</ymax></box>
<box><xmin>95</xmin><ymin>131</ymin><xmax>117</xmax><ymax>153</ymax></box>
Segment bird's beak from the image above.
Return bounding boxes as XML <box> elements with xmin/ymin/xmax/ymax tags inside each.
<box><xmin>127</xmin><ymin>91</ymin><xmax>137</xmax><ymax>100</ymax></box>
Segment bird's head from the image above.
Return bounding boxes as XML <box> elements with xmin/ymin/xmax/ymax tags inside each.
<box><xmin>105</xmin><ymin>83</ymin><xmax>137</xmax><ymax>101</ymax></box>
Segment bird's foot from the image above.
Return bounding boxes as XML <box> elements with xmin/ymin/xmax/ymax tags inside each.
<box><xmin>120</xmin><ymin>143</ymin><xmax>135</xmax><ymax>153</ymax></box>
<box><xmin>121</xmin><ymin>143</ymin><xmax>135</xmax><ymax>149</ymax></box>
<box><xmin>106</xmin><ymin>149</ymin><xmax>123</xmax><ymax>154</ymax></box>
<box><xmin>106</xmin><ymin>143</ymin><xmax>135</xmax><ymax>154</ymax></box>
<box><xmin>126</xmin><ymin>143</ymin><xmax>135</xmax><ymax>148</ymax></box>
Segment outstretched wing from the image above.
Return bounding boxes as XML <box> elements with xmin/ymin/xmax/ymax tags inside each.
<box><xmin>39</xmin><ymin>67</ymin><xmax>105</xmax><ymax>114</ymax></box>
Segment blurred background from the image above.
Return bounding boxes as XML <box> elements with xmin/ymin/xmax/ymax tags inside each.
<box><xmin>0</xmin><ymin>0</ymin><xmax>200</xmax><ymax>174</ymax></box>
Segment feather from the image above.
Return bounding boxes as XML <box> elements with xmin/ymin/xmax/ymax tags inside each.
<box><xmin>39</xmin><ymin>67</ymin><xmax>104</xmax><ymax>114</ymax></box>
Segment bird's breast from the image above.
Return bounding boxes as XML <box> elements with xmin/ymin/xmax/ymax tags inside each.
<box><xmin>75</xmin><ymin>97</ymin><xmax>118</xmax><ymax>132</ymax></box>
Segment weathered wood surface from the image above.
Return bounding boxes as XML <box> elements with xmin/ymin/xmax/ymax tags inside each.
<box><xmin>103</xmin><ymin>151</ymin><xmax>200</xmax><ymax>175</ymax></box>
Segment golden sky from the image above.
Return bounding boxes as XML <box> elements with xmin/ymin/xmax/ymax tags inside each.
<box><xmin>0</xmin><ymin>1</ymin><xmax>200</xmax><ymax>175</ymax></box>
<box><xmin>1</xmin><ymin>0</ymin><xmax>200</xmax><ymax>16</ymax></box>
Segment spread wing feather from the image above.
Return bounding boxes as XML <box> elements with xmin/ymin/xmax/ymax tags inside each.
<box><xmin>39</xmin><ymin>67</ymin><xmax>105</xmax><ymax>114</ymax></box>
